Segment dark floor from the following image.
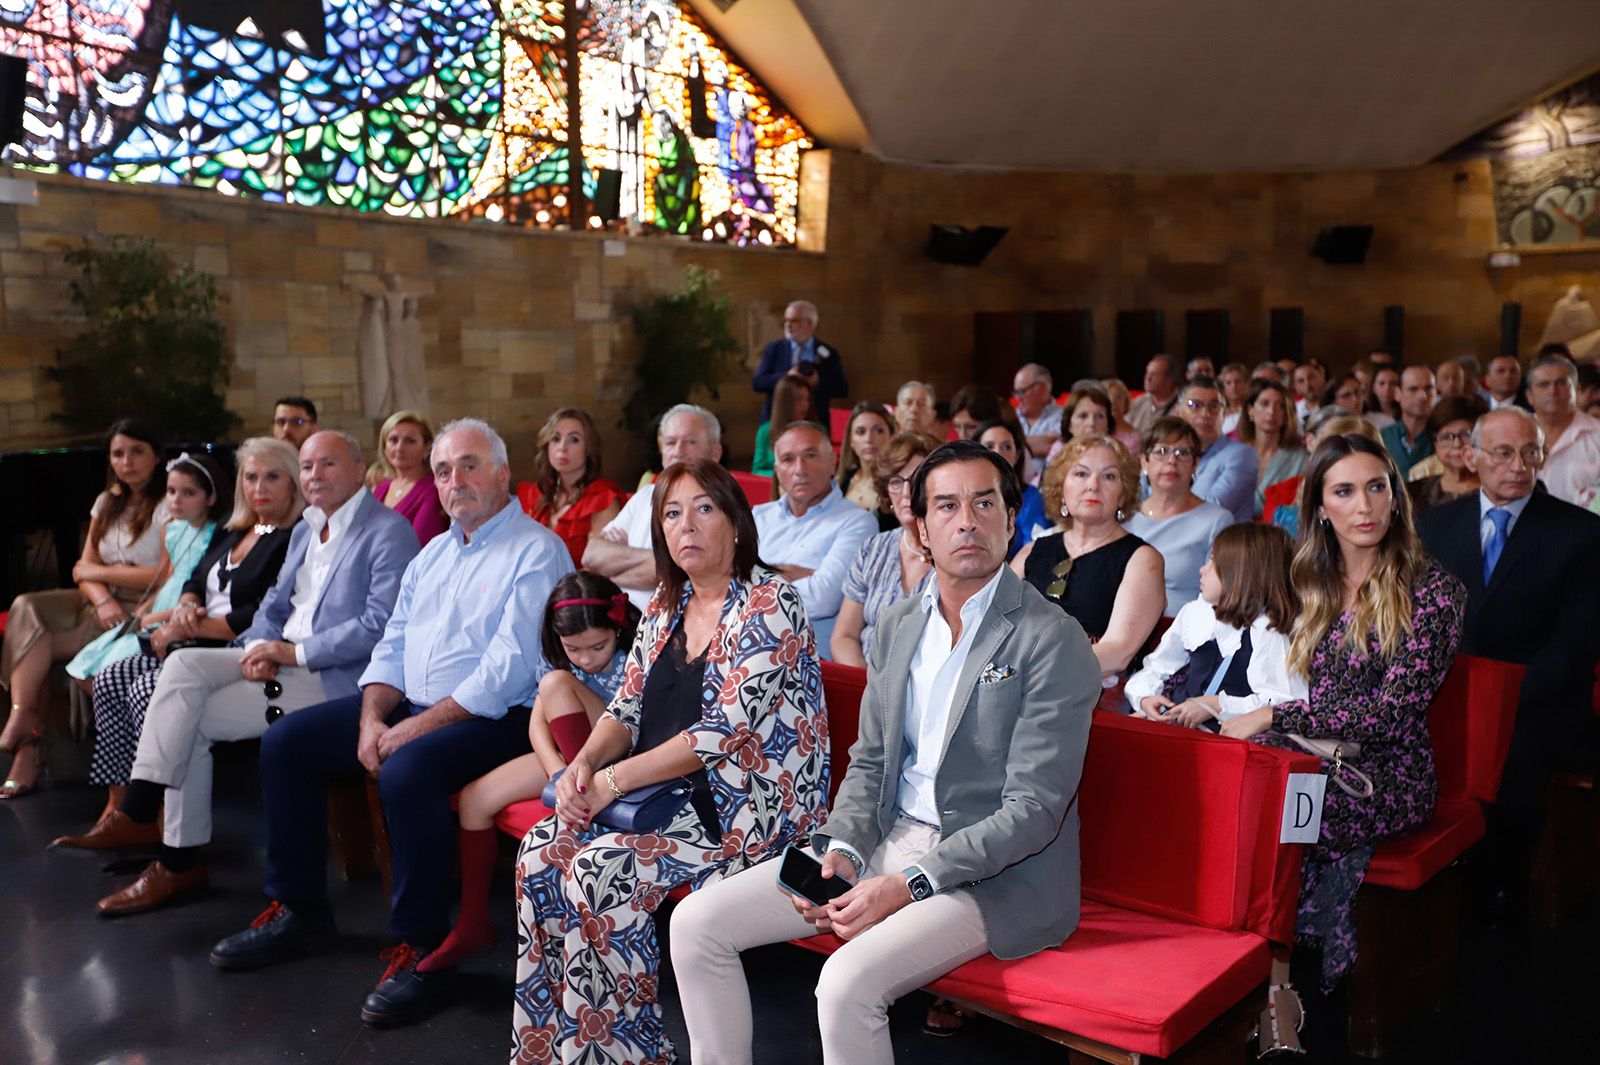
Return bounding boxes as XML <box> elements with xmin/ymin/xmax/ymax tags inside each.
<box><xmin>0</xmin><ymin>741</ymin><xmax>1593</xmax><ymax>1065</ymax></box>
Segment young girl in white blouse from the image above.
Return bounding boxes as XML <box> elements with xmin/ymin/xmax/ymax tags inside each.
<box><xmin>1127</xmin><ymin>523</ymin><xmax>1305</xmax><ymax>728</ymax></box>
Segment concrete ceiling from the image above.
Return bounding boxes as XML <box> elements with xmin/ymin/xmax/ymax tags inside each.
<box><xmin>692</xmin><ymin>0</ymin><xmax>1600</xmax><ymax>173</ymax></box>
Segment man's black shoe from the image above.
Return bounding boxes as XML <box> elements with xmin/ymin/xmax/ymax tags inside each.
<box><xmin>209</xmin><ymin>900</ymin><xmax>336</xmax><ymax>970</ymax></box>
<box><xmin>360</xmin><ymin>943</ymin><xmax>451</xmax><ymax>1027</ymax></box>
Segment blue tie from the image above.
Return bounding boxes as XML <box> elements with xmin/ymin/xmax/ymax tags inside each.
<box><xmin>1482</xmin><ymin>507</ymin><xmax>1512</xmax><ymax>585</ymax></box>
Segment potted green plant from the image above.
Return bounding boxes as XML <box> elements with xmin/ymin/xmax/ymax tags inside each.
<box><xmin>622</xmin><ymin>265</ymin><xmax>738</xmax><ymax>444</ymax></box>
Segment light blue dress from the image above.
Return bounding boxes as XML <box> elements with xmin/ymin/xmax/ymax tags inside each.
<box><xmin>1122</xmin><ymin>503</ymin><xmax>1235</xmax><ymax>616</ymax></box>
<box><xmin>576</xmin><ymin>647</ymin><xmax>630</xmax><ymax>703</ymax></box>
<box><xmin>66</xmin><ymin>519</ymin><xmax>217</xmax><ymax>680</ymax></box>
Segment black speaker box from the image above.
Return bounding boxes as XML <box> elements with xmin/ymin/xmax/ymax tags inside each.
<box><xmin>1311</xmin><ymin>225</ymin><xmax>1374</xmax><ymax>264</ymax></box>
<box><xmin>926</xmin><ymin>225</ymin><xmax>1008</xmax><ymax>267</ymax></box>
<box><xmin>0</xmin><ymin>54</ymin><xmax>26</xmax><ymax>148</ymax></box>
<box><xmin>592</xmin><ymin>168</ymin><xmax>622</xmax><ymax>221</ymax></box>
<box><xmin>1499</xmin><ymin>302</ymin><xmax>1522</xmax><ymax>357</ymax></box>
<box><xmin>1382</xmin><ymin>305</ymin><xmax>1405</xmax><ymax>360</ymax></box>
<box><xmin>1269</xmin><ymin>307</ymin><xmax>1304</xmax><ymax>363</ymax></box>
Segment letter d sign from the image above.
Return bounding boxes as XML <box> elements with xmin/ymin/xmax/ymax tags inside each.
<box><xmin>1280</xmin><ymin>773</ymin><xmax>1327</xmax><ymax>844</ymax></box>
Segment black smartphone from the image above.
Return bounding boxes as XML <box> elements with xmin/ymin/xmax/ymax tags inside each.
<box><xmin>776</xmin><ymin>844</ymin><xmax>851</xmax><ymax>907</ymax></box>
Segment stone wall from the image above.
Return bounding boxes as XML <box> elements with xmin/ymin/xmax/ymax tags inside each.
<box><xmin>3</xmin><ymin>151</ymin><xmax>1598</xmax><ymax>478</ymax></box>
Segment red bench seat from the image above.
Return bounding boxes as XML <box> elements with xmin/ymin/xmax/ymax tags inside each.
<box><xmin>1365</xmin><ymin>799</ymin><xmax>1484</xmax><ymax>890</ymax></box>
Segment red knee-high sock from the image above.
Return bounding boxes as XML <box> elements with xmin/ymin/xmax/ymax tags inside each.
<box><xmin>547</xmin><ymin>712</ymin><xmax>594</xmax><ymax>764</ymax></box>
<box><xmin>418</xmin><ymin>828</ymin><xmax>499</xmax><ymax>972</ymax></box>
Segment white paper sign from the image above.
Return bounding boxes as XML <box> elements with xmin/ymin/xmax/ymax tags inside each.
<box><xmin>1280</xmin><ymin>773</ymin><xmax>1327</xmax><ymax>844</ymax></box>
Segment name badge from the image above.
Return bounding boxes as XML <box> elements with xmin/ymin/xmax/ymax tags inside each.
<box><xmin>1279</xmin><ymin>773</ymin><xmax>1326</xmax><ymax>844</ymax></box>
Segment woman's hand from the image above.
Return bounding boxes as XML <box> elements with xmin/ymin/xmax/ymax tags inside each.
<box><xmin>94</xmin><ymin>597</ymin><xmax>127</xmax><ymax>629</ymax></box>
<box><xmin>73</xmin><ymin>559</ymin><xmax>108</xmax><ymax>584</ymax></box>
<box><xmin>1220</xmin><ymin>705</ymin><xmax>1274</xmax><ymax>740</ymax></box>
<box><xmin>1173</xmin><ymin>695</ymin><xmax>1222</xmax><ymax>729</ymax></box>
<box><xmin>1135</xmin><ymin>694</ymin><xmax>1175</xmax><ymax>720</ymax></box>
<box><xmin>555</xmin><ymin>756</ymin><xmax>604</xmax><ymax>829</ymax></box>
<box><xmin>170</xmin><ymin>602</ymin><xmax>206</xmax><ymax>638</ymax></box>
<box><xmin>150</xmin><ymin>624</ymin><xmax>178</xmax><ymax>659</ymax></box>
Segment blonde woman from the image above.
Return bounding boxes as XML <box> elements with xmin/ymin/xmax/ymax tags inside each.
<box><xmin>1221</xmin><ymin>433</ymin><xmax>1464</xmax><ymax>992</ymax></box>
<box><xmin>368</xmin><ymin>410</ymin><xmax>447</xmax><ymax>545</ymax></box>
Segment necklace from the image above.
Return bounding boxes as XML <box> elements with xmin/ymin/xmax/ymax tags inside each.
<box><xmin>253</xmin><ymin>523</ymin><xmax>276</xmax><ymax>536</ymax></box>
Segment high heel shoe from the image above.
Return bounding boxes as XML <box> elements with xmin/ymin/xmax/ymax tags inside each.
<box><xmin>1</xmin><ymin>730</ymin><xmax>48</xmax><ymax>799</ymax></box>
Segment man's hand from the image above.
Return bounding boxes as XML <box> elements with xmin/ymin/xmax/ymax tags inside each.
<box><xmin>787</xmin><ymin>850</ymin><xmax>856</xmax><ymax>931</ymax></box>
<box><xmin>357</xmin><ymin>718</ymin><xmax>388</xmax><ymax>776</ymax></box>
<box><xmin>1219</xmin><ymin>705</ymin><xmax>1274</xmax><ymax>740</ymax></box>
<box><xmin>242</xmin><ymin>640</ymin><xmax>298</xmax><ymax>670</ymax></box>
<box><xmin>240</xmin><ymin>656</ymin><xmax>279</xmax><ymax>682</ymax></box>
<box><xmin>375</xmin><ymin>715</ymin><xmax>423</xmax><ymax>762</ymax></box>
<box><xmin>826</xmin><ymin>872</ymin><xmax>913</xmax><ymax>940</ymax></box>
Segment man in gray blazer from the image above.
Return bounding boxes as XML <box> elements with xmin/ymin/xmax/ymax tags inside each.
<box><xmin>672</xmin><ymin>440</ymin><xmax>1100</xmax><ymax>1065</ymax></box>
<box><xmin>69</xmin><ymin>431</ymin><xmax>418</xmax><ymax>917</ymax></box>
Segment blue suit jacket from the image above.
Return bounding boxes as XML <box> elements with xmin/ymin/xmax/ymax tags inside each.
<box><xmin>752</xmin><ymin>336</ymin><xmax>848</xmax><ymax>418</ymax></box>
<box><xmin>241</xmin><ymin>491</ymin><xmax>419</xmax><ymax>698</ymax></box>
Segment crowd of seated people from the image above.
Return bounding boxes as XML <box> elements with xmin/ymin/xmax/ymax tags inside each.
<box><xmin>4</xmin><ymin>314</ymin><xmax>1600</xmax><ymax>1065</ymax></box>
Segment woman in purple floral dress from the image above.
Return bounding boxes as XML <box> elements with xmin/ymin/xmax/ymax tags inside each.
<box><xmin>510</xmin><ymin>460</ymin><xmax>830</xmax><ymax>1065</ymax></box>
<box><xmin>1222</xmin><ymin>434</ymin><xmax>1464</xmax><ymax>990</ymax></box>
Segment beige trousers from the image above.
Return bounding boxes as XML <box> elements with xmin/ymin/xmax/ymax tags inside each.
<box><xmin>670</xmin><ymin>818</ymin><xmax>989</xmax><ymax>1065</ymax></box>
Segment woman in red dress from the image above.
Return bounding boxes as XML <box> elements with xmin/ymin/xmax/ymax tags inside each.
<box><xmin>521</xmin><ymin>407</ymin><xmax>626</xmax><ymax>565</ymax></box>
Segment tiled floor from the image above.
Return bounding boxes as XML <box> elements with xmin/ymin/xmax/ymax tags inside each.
<box><xmin>0</xmin><ymin>741</ymin><xmax>1592</xmax><ymax>1064</ymax></box>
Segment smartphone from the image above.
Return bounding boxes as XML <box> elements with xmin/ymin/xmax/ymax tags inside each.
<box><xmin>776</xmin><ymin>844</ymin><xmax>851</xmax><ymax>907</ymax></box>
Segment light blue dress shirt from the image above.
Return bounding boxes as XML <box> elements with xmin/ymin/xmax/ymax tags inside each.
<box><xmin>1477</xmin><ymin>489</ymin><xmax>1532</xmax><ymax>550</ymax></box>
<box><xmin>359</xmin><ymin>498</ymin><xmax>574</xmax><ymax>718</ymax></box>
<box><xmin>753</xmin><ymin>482</ymin><xmax>878</xmax><ymax>653</ymax></box>
<box><xmin>1191</xmin><ymin>435</ymin><xmax>1259</xmax><ymax>523</ymax></box>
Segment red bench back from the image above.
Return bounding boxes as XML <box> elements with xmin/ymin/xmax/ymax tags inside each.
<box><xmin>1080</xmin><ymin>714</ymin><xmax>1319</xmax><ymax>943</ymax></box>
<box><xmin>730</xmin><ymin>470</ymin><xmax>773</xmax><ymax>506</ymax></box>
<box><xmin>1426</xmin><ymin>653</ymin><xmax>1524</xmax><ymax>807</ymax></box>
<box><xmin>820</xmin><ymin>661</ymin><xmax>865</xmax><ymax>806</ymax></box>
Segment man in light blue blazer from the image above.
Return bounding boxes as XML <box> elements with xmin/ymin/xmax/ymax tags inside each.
<box><xmin>671</xmin><ymin>441</ymin><xmax>1100</xmax><ymax>1064</ymax></box>
<box><xmin>77</xmin><ymin>431</ymin><xmax>418</xmax><ymax>917</ymax></box>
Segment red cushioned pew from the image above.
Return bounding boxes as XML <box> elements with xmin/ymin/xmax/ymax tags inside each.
<box><xmin>794</xmin><ymin>688</ymin><xmax>1322</xmax><ymax>1063</ymax></box>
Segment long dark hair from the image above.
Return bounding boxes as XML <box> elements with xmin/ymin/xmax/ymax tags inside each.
<box><xmin>650</xmin><ymin>460</ymin><xmax>762</xmax><ymax>608</ymax></box>
<box><xmin>1211</xmin><ymin>524</ymin><xmax>1298</xmax><ymax>632</ymax></box>
<box><xmin>540</xmin><ymin>571</ymin><xmax>642</xmax><ymax>670</ymax></box>
<box><xmin>95</xmin><ymin>418</ymin><xmax>165</xmax><ymax>545</ymax></box>
<box><xmin>531</xmin><ymin>408</ymin><xmax>603</xmax><ymax>519</ymax></box>
<box><xmin>164</xmin><ymin>451</ymin><xmax>231</xmax><ymax>524</ymax></box>
<box><xmin>838</xmin><ymin>402</ymin><xmax>893</xmax><ymax>488</ymax></box>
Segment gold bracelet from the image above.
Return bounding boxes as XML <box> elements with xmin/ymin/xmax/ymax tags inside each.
<box><xmin>604</xmin><ymin>765</ymin><xmax>624</xmax><ymax>800</ymax></box>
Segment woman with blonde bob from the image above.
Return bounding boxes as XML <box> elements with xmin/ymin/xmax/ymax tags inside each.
<box><xmin>1220</xmin><ymin>433</ymin><xmax>1464</xmax><ymax>995</ymax></box>
<box><xmin>367</xmin><ymin>410</ymin><xmax>447</xmax><ymax>546</ymax></box>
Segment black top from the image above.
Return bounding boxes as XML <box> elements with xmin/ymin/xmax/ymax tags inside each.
<box><xmin>1172</xmin><ymin>629</ymin><xmax>1255</xmax><ymax>703</ymax></box>
<box><xmin>1022</xmin><ymin>531</ymin><xmax>1147</xmax><ymax>639</ymax></box>
<box><xmin>638</xmin><ymin>619</ymin><xmax>710</xmax><ymax>794</ymax></box>
<box><xmin>1406</xmin><ymin>475</ymin><xmax>1470</xmax><ymax>516</ymax></box>
<box><xmin>181</xmin><ymin>524</ymin><xmax>297</xmax><ymax>637</ymax></box>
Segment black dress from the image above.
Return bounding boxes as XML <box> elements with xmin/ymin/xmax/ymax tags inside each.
<box><xmin>1022</xmin><ymin>532</ymin><xmax>1148</xmax><ymax>639</ymax></box>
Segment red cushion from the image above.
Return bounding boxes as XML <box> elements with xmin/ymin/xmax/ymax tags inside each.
<box><xmin>1364</xmin><ymin>799</ymin><xmax>1485</xmax><ymax>891</ymax></box>
<box><xmin>795</xmin><ymin>900</ymin><xmax>1268</xmax><ymax>1059</ymax></box>
<box><xmin>828</xmin><ymin>408</ymin><xmax>850</xmax><ymax>446</ymax></box>
<box><xmin>1426</xmin><ymin>655</ymin><xmax>1523</xmax><ymax>806</ymax></box>
<box><xmin>495</xmin><ymin>798</ymin><xmax>552</xmax><ymax>838</ymax></box>
<box><xmin>0</xmin><ymin>609</ymin><xmax>7</xmax><ymax>637</ymax></box>
<box><xmin>730</xmin><ymin>470</ymin><xmax>773</xmax><ymax>506</ymax></box>
<box><xmin>1259</xmin><ymin>476</ymin><xmax>1302</xmax><ymax>522</ymax></box>
<box><xmin>819</xmin><ymin>662</ymin><xmax>865</xmax><ymax>806</ymax></box>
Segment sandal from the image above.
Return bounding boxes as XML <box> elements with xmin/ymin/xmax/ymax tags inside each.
<box><xmin>921</xmin><ymin>998</ymin><xmax>967</xmax><ymax>1037</ymax></box>
<box><xmin>1256</xmin><ymin>982</ymin><xmax>1306</xmax><ymax>1058</ymax></box>
<box><xmin>1</xmin><ymin>731</ymin><xmax>48</xmax><ymax>800</ymax></box>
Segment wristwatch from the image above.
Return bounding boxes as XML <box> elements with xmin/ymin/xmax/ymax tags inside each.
<box><xmin>903</xmin><ymin>866</ymin><xmax>935</xmax><ymax>902</ymax></box>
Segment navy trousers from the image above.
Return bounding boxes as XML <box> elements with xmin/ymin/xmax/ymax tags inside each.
<box><xmin>259</xmin><ymin>694</ymin><xmax>532</xmax><ymax>948</ymax></box>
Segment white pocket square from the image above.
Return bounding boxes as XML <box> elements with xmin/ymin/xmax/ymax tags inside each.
<box><xmin>978</xmin><ymin>663</ymin><xmax>1016</xmax><ymax>685</ymax></box>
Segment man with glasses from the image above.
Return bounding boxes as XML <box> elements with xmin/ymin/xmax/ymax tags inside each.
<box><xmin>272</xmin><ymin>395</ymin><xmax>320</xmax><ymax>449</ymax></box>
<box><xmin>1170</xmin><ymin>375</ymin><xmax>1258</xmax><ymax>522</ymax></box>
<box><xmin>69</xmin><ymin>432</ymin><xmax>418</xmax><ymax>917</ymax></box>
<box><xmin>1419</xmin><ymin>407</ymin><xmax>1600</xmax><ymax>914</ymax></box>
<box><xmin>1526</xmin><ymin>354</ymin><xmax>1600</xmax><ymax>505</ymax></box>
<box><xmin>752</xmin><ymin>299</ymin><xmax>848</xmax><ymax>419</ymax></box>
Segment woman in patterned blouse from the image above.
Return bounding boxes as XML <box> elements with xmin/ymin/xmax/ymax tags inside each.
<box><xmin>511</xmin><ymin>459</ymin><xmax>830</xmax><ymax>1065</ymax></box>
<box><xmin>1222</xmin><ymin>433</ymin><xmax>1464</xmax><ymax>994</ymax></box>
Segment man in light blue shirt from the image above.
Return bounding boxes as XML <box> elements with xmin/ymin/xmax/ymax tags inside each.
<box><xmin>209</xmin><ymin>418</ymin><xmax>573</xmax><ymax>1027</ymax></box>
<box><xmin>1176</xmin><ymin>376</ymin><xmax>1259</xmax><ymax>522</ymax></box>
<box><xmin>753</xmin><ymin>421</ymin><xmax>878</xmax><ymax>656</ymax></box>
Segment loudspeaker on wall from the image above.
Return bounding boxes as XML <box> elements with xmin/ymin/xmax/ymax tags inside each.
<box><xmin>926</xmin><ymin>225</ymin><xmax>1007</xmax><ymax>266</ymax></box>
<box><xmin>1269</xmin><ymin>307</ymin><xmax>1304</xmax><ymax>363</ymax></box>
<box><xmin>1311</xmin><ymin>225</ymin><xmax>1374</xmax><ymax>265</ymax></box>
<box><xmin>1382</xmin><ymin>305</ymin><xmax>1405</xmax><ymax>360</ymax></box>
<box><xmin>0</xmin><ymin>54</ymin><xmax>26</xmax><ymax>148</ymax></box>
<box><xmin>1499</xmin><ymin>302</ymin><xmax>1522</xmax><ymax>357</ymax></box>
<box><xmin>592</xmin><ymin>168</ymin><xmax>622</xmax><ymax>221</ymax></box>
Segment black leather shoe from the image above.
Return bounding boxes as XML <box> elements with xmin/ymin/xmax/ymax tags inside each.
<box><xmin>209</xmin><ymin>901</ymin><xmax>336</xmax><ymax>970</ymax></box>
<box><xmin>359</xmin><ymin>943</ymin><xmax>450</xmax><ymax>1027</ymax></box>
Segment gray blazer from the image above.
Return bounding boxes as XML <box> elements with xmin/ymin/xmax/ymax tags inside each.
<box><xmin>241</xmin><ymin>491</ymin><xmax>419</xmax><ymax>698</ymax></box>
<box><xmin>817</xmin><ymin>565</ymin><xmax>1099</xmax><ymax>960</ymax></box>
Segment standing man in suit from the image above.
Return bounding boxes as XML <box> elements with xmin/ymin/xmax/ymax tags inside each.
<box><xmin>75</xmin><ymin>431</ymin><xmax>419</xmax><ymax>913</ymax></box>
<box><xmin>752</xmin><ymin>299</ymin><xmax>847</xmax><ymax>419</ymax></box>
<box><xmin>671</xmin><ymin>440</ymin><xmax>1100</xmax><ymax>1064</ymax></box>
<box><xmin>1418</xmin><ymin>407</ymin><xmax>1600</xmax><ymax>904</ymax></box>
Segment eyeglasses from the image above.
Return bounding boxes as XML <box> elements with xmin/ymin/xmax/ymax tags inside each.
<box><xmin>887</xmin><ymin>475</ymin><xmax>913</xmax><ymax>493</ymax></box>
<box><xmin>1435</xmin><ymin>430</ymin><xmax>1471</xmax><ymax>447</ymax></box>
<box><xmin>1013</xmin><ymin>381</ymin><xmax>1044</xmax><ymax>396</ymax></box>
<box><xmin>1147</xmin><ymin>445</ymin><xmax>1196</xmax><ymax>462</ymax></box>
<box><xmin>1477</xmin><ymin>444</ymin><xmax>1544</xmax><ymax>468</ymax></box>
<box><xmin>1183</xmin><ymin>399</ymin><xmax>1224</xmax><ymax>414</ymax></box>
<box><xmin>273</xmin><ymin>416</ymin><xmax>310</xmax><ymax>428</ymax></box>
<box><xmin>263</xmin><ymin>679</ymin><xmax>284</xmax><ymax>725</ymax></box>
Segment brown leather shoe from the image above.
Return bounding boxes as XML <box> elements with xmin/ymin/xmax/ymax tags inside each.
<box><xmin>97</xmin><ymin>860</ymin><xmax>208</xmax><ymax>917</ymax></box>
<box><xmin>50</xmin><ymin>810</ymin><xmax>161</xmax><ymax>851</ymax></box>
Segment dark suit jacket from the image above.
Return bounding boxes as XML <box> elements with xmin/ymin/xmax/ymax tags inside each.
<box><xmin>181</xmin><ymin>524</ymin><xmax>296</xmax><ymax>637</ymax></box>
<box><xmin>1418</xmin><ymin>490</ymin><xmax>1600</xmax><ymax>722</ymax></box>
<box><xmin>816</xmin><ymin>567</ymin><xmax>1100</xmax><ymax>959</ymax></box>
<box><xmin>752</xmin><ymin>336</ymin><xmax>847</xmax><ymax>418</ymax></box>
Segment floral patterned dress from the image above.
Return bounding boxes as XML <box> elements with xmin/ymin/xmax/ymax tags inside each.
<box><xmin>1258</xmin><ymin>558</ymin><xmax>1464</xmax><ymax>987</ymax></box>
<box><xmin>511</xmin><ymin>566</ymin><xmax>830</xmax><ymax>1065</ymax></box>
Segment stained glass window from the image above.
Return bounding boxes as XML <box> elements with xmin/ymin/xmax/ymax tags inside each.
<box><xmin>0</xmin><ymin>1</ymin><xmax>811</xmax><ymax>245</ymax></box>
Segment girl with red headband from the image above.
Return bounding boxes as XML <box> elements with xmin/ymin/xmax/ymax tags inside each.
<box><xmin>420</xmin><ymin>572</ymin><xmax>640</xmax><ymax>971</ymax></box>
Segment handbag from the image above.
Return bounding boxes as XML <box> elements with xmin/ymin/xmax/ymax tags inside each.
<box><xmin>1282</xmin><ymin>733</ymin><xmax>1374</xmax><ymax>798</ymax></box>
<box><xmin>540</xmin><ymin>767</ymin><xmax>694</xmax><ymax>834</ymax></box>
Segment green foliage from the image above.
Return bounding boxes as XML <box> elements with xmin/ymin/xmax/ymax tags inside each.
<box><xmin>622</xmin><ymin>266</ymin><xmax>738</xmax><ymax>443</ymax></box>
<box><xmin>50</xmin><ymin>238</ymin><xmax>236</xmax><ymax>440</ymax></box>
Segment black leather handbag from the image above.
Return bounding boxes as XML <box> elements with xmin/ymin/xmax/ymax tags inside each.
<box><xmin>540</xmin><ymin>768</ymin><xmax>693</xmax><ymax>834</ymax></box>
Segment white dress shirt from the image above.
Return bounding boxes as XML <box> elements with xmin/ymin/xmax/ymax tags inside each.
<box><xmin>1123</xmin><ymin>598</ymin><xmax>1306</xmax><ymax>720</ymax></box>
<box><xmin>279</xmin><ymin>493</ymin><xmax>363</xmax><ymax>665</ymax></box>
<box><xmin>1539</xmin><ymin>411</ymin><xmax>1600</xmax><ymax>506</ymax></box>
<box><xmin>753</xmin><ymin>483</ymin><xmax>877</xmax><ymax>649</ymax></box>
<box><xmin>601</xmin><ymin>482</ymin><xmax>657</xmax><ymax>611</ymax></box>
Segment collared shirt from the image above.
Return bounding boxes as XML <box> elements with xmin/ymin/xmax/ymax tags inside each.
<box><xmin>1124</xmin><ymin>598</ymin><xmax>1307</xmax><ymax>720</ymax></box>
<box><xmin>788</xmin><ymin>336</ymin><xmax>817</xmax><ymax>369</ymax></box>
<box><xmin>280</xmin><ymin>492</ymin><xmax>363</xmax><ymax>665</ymax></box>
<box><xmin>1127</xmin><ymin>392</ymin><xmax>1177</xmax><ymax>433</ymax></box>
<box><xmin>1190</xmin><ymin>435</ymin><xmax>1259</xmax><ymax>523</ymax></box>
<box><xmin>1539</xmin><ymin>411</ymin><xmax>1600</xmax><ymax>506</ymax></box>
<box><xmin>358</xmin><ymin>499</ymin><xmax>574</xmax><ymax>718</ymax></box>
<box><xmin>1381</xmin><ymin>421</ymin><xmax>1434</xmax><ymax>479</ymax></box>
<box><xmin>1017</xmin><ymin>407</ymin><xmax>1062</xmax><ymax>484</ymax></box>
<box><xmin>898</xmin><ymin>567</ymin><xmax>1006</xmax><ymax>826</ymax></box>
<box><xmin>753</xmin><ymin>483</ymin><xmax>878</xmax><ymax>627</ymax></box>
<box><xmin>1477</xmin><ymin>489</ymin><xmax>1534</xmax><ymax>554</ymax></box>
<box><xmin>601</xmin><ymin>482</ymin><xmax>657</xmax><ymax>611</ymax></box>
